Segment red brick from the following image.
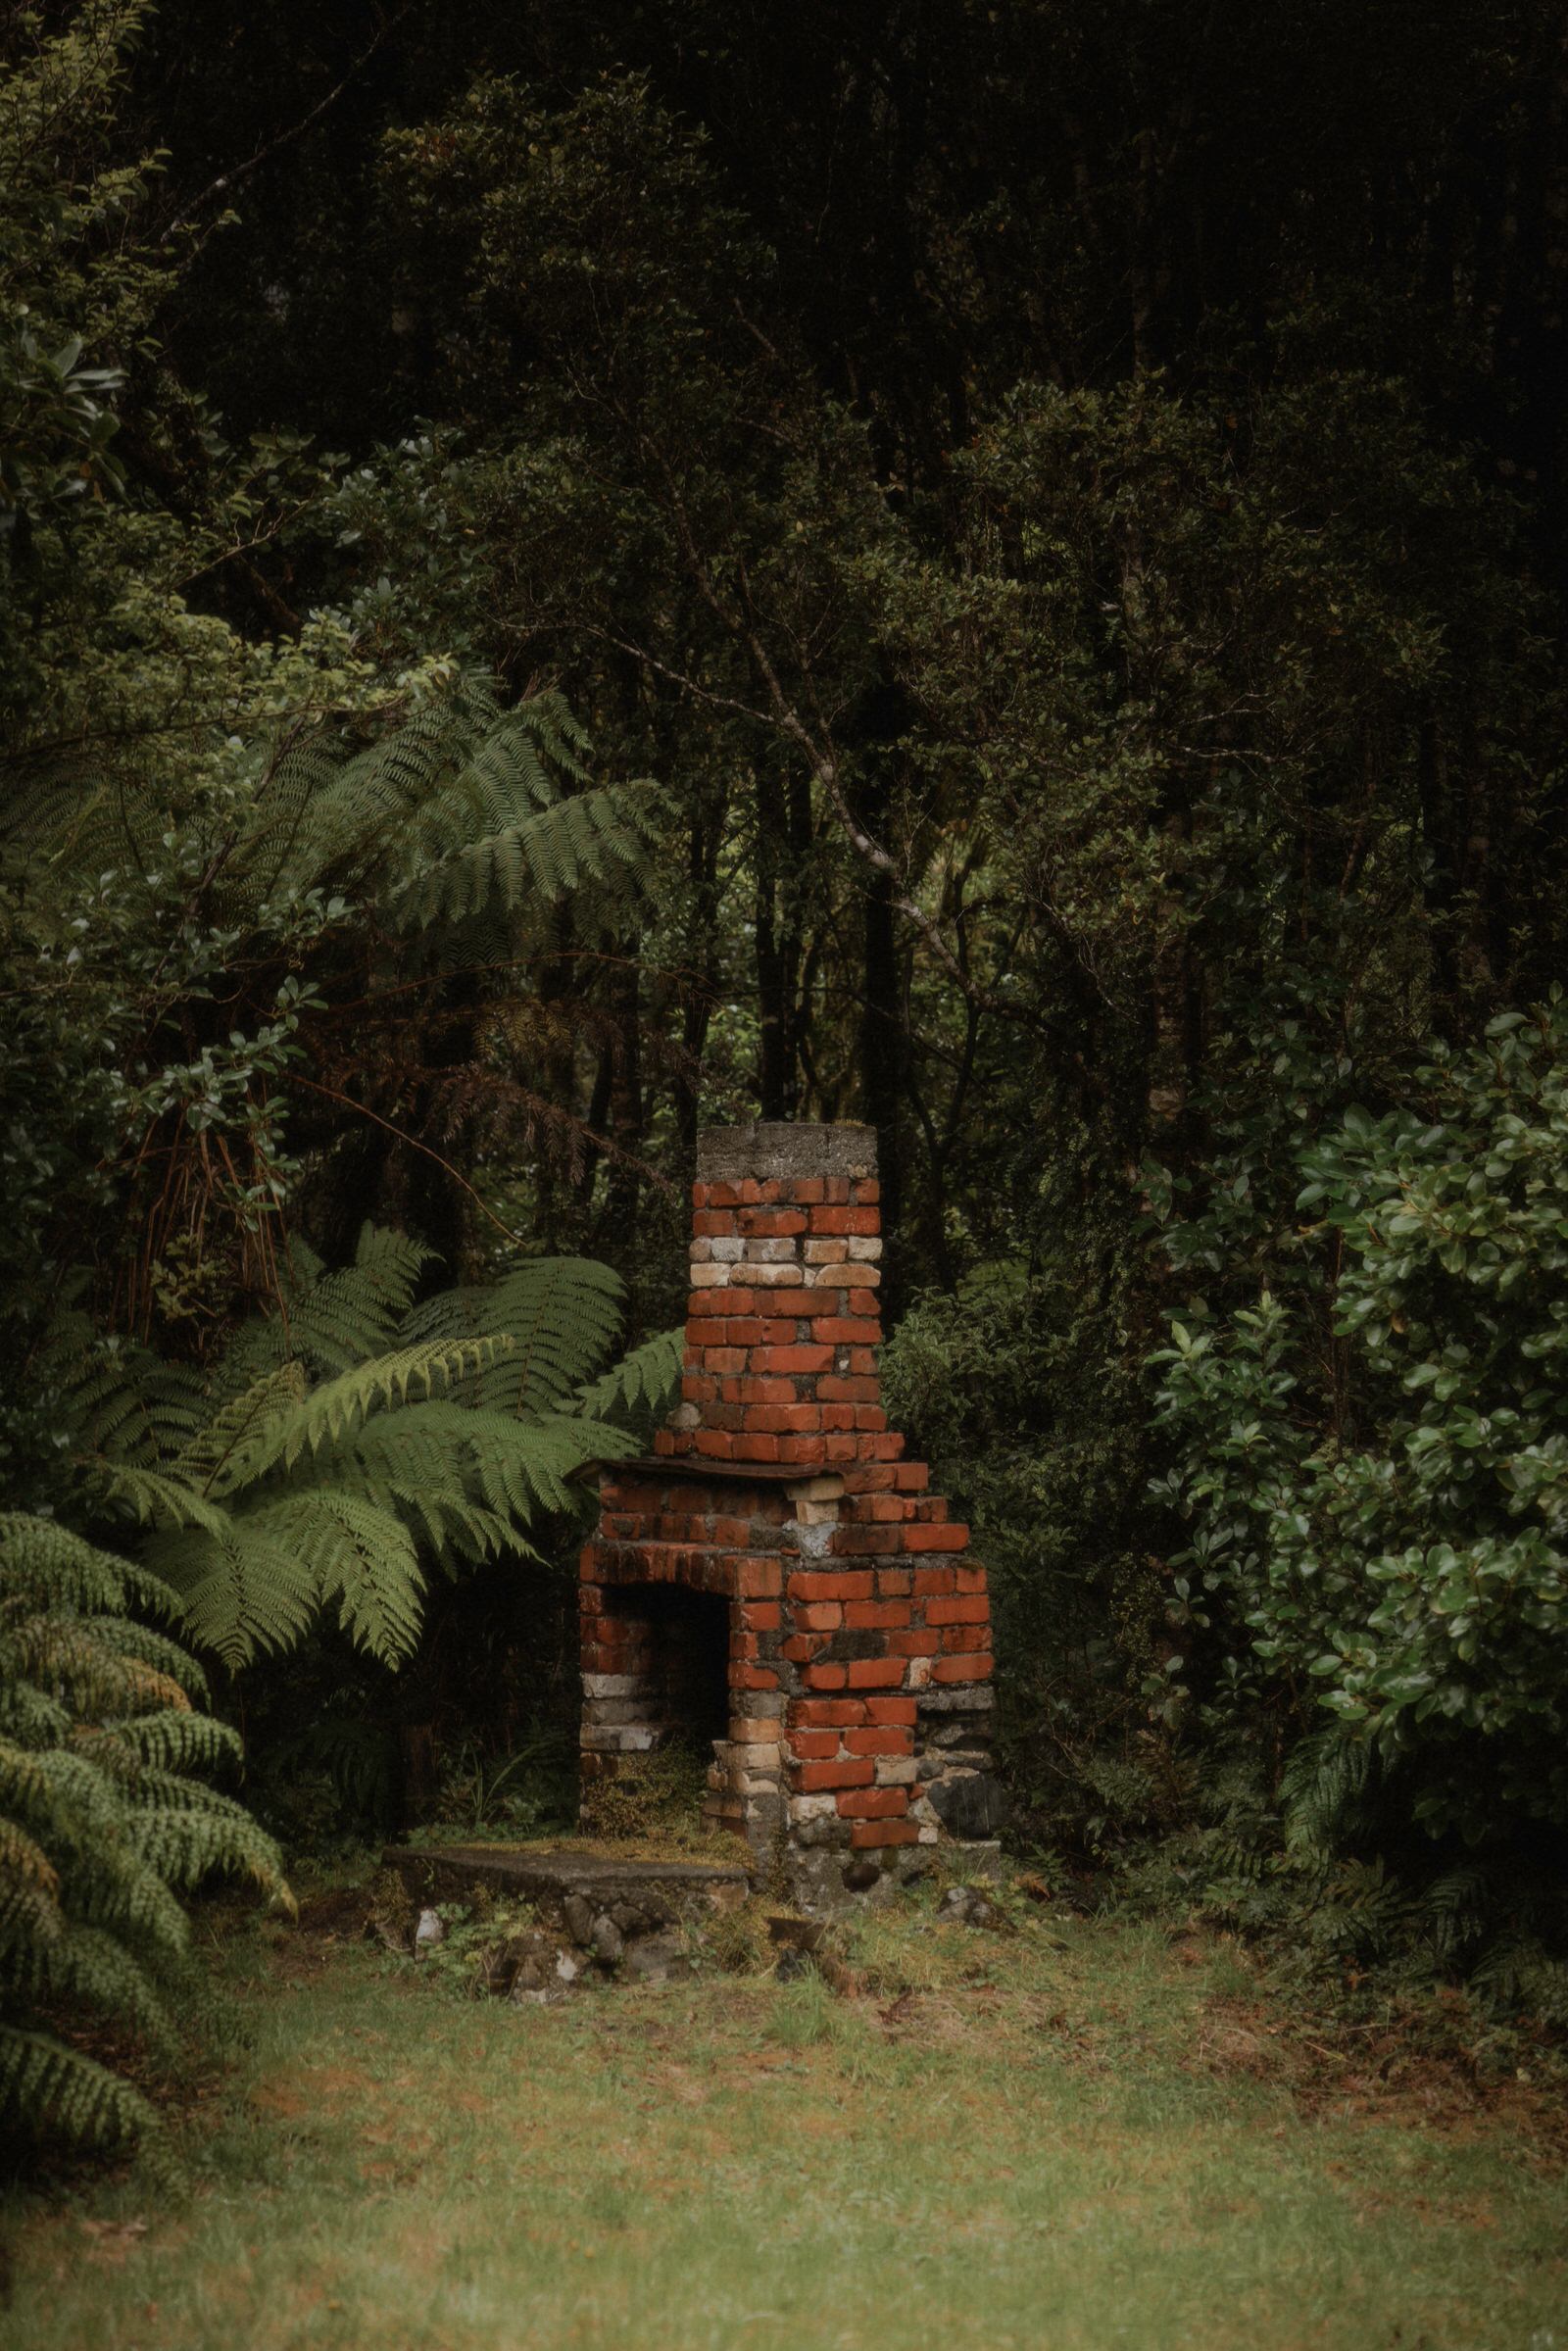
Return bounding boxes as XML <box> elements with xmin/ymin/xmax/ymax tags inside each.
<box><xmin>791</xmin><ymin>1730</ymin><xmax>842</xmax><ymax>1759</ymax></box>
<box><xmin>793</xmin><ymin>1178</ymin><xmax>826</xmax><ymax>1205</ymax></box>
<box><xmin>928</xmin><ymin>1593</ymin><xmax>990</xmax><ymax>1626</ymax></box>
<box><xmin>845</xmin><ymin>1657</ymin><xmax>906</xmax><ymax>1690</ymax></box>
<box><xmin>788</xmin><ymin>1570</ymin><xmax>873</xmax><ymax>1600</ymax></box>
<box><xmin>791</xmin><ymin>1698</ymin><xmax>868</xmax><ymax>1728</ymax></box>
<box><xmin>695</xmin><ymin>1429</ymin><xmax>734</xmax><ymax>1459</ymax></box>
<box><xmin>913</xmin><ymin>1566</ymin><xmax>957</xmax><ymax>1596</ymax></box>
<box><xmin>730</xmin><ymin>1434</ymin><xmax>783</xmax><ymax>1461</ymax></box>
<box><xmin>688</xmin><ymin>1288</ymin><xmax>756</xmax><ymax>1318</ymax></box>
<box><xmin>738</xmin><ymin>1208</ymin><xmax>807</xmax><ymax>1237</ymax></box>
<box><xmin>843</xmin><ymin>1727</ymin><xmax>910</xmax><ymax>1756</ymax></box>
<box><xmin>845</xmin><ymin>1291</ymin><xmax>883</xmax><ymax>1321</ymax></box>
<box><xmin>853</xmin><ymin>1178</ymin><xmax>881</xmax><ymax>1204</ymax></box>
<box><xmin>837</xmin><ymin>1786</ymin><xmax>908</xmax><ymax>1819</ymax></box>
<box><xmin>781</xmin><ymin>1633</ymin><xmax>828</xmax><ymax>1664</ymax></box>
<box><xmin>956</xmin><ymin>1565</ymin><xmax>988</xmax><ymax>1594</ymax></box>
<box><xmin>755</xmin><ymin>1344</ymin><xmax>833</xmax><ymax>1375</ymax></box>
<box><xmin>851</xmin><ymin>1818</ymin><xmax>919</xmax><ymax>1847</ymax></box>
<box><xmin>743</xmin><ymin>1403</ymin><xmax>823</xmax><ymax>1434</ymax></box>
<box><xmin>831</xmin><ymin>1527</ymin><xmax>901</xmax><ymax>1558</ymax></box>
<box><xmin>877</xmin><ymin>1568</ymin><xmax>912</xmax><ymax>1597</ymax></box>
<box><xmin>890</xmin><ymin>1630</ymin><xmax>942</xmax><ymax>1657</ymax></box>
<box><xmin>809</xmin><ymin>1317</ymin><xmax>882</xmax><ymax>1346</ymax></box>
<box><xmin>864</xmin><ymin>1695</ymin><xmax>917</xmax><ymax>1725</ymax></box>
<box><xmin>855</xmin><ymin>1406</ymin><xmax>888</xmax><ymax>1432</ymax></box>
<box><xmin>816</xmin><ymin>1375</ymin><xmax>879</xmax><ymax>1402</ymax></box>
<box><xmin>904</xmin><ymin>1524</ymin><xmax>969</xmax><ymax>1553</ymax></box>
<box><xmin>808</xmin><ymin>1206</ymin><xmax>855</xmax><ymax>1235</ymax></box>
<box><xmin>736</xmin><ymin>1663</ymin><xmax>780</xmax><ymax>1690</ymax></box>
<box><xmin>740</xmin><ymin>1598</ymin><xmax>782</xmax><ymax>1631</ymax></box>
<box><xmin>893</xmin><ymin>1462</ymin><xmax>930</xmax><ymax>1491</ymax></box>
<box><xmin>932</xmin><ymin>1652</ymin><xmax>994</xmax><ymax>1682</ymax></box>
<box><xmin>796</xmin><ymin>1601</ymin><xmax>843</xmax><ymax>1632</ymax></box>
<box><xmin>737</xmin><ymin>1556</ymin><xmax>783</xmax><ymax>1598</ymax></box>
<box><xmin>775</xmin><ymin>1436</ymin><xmax>830</xmax><ymax>1464</ymax></box>
<box><xmin>693</xmin><ymin>1208</ymin><xmax>738</xmax><ymax>1236</ymax></box>
<box><xmin>804</xmin><ymin>1662</ymin><xmax>848</xmax><ymax>1690</ymax></box>
<box><xmin>843</xmin><ymin>1598</ymin><xmax>911</xmax><ymax>1630</ymax></box>
<box><xmin>795</xmin><ymin>1757</ymin><xmax>874</xmax><ymax>1791</ymax></box>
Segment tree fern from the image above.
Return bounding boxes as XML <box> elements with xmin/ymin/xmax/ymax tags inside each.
<box><xmin>62</xmin><ymin>1225</ymin><xmax>645</xmax><ymax>1669</ymax></box>
<box><xmin>0</xmin><ymin>1512</ymin><xmax>289</xmax><ymax>2172</ymax></box>
<box><xmin>575</xmin><ymin>1325</ymin><xmax>685</xmax><ymax>1427</ymax></box>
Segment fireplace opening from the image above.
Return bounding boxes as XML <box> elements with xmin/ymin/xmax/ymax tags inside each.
<box><xmin>580</xmin><ymin>1580</ymin><xmax>737</xmax><ymax>1841</ymax></box>
<box><xmin>633</xmin><ymin>1582</ymin><xmax>732</xmax><ymax>1754</ymax></box>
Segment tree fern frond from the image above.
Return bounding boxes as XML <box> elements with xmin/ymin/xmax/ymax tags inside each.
<box><xmin>404</xmin><ymin>1257</ymin><xmax>622</xmax><ymax>1416</ymax></box>
<box><xmin>82</xmin><ymin>1458</ymin><xmax>236</xmax><ymax>1535</ymax></box>
<box><xmin>223</xmin><ymin>1334</ymin><xmax>514</xmax><ymax>1481</ymax></box>
<box><xmin>275</xmin><ymin>1222</ymin><xmax>434</xmax><ymax>1375</ymax></box>
<box><xmin>171</xmin><ymin>1364</ymin><xmax>308</xmax><ymax>1496</ymax></box>
<box><xmin>111</xmin><ymin>1710</ymin><xmax>241</xmax><ymax>1776</ymax></box>
<box><xmin>0</xmin><ymin>1815</ymin><xmax>61</xmax><ymax>1901</ymax></box>
<box><xmin>148</xmin><ymin>1517</ymin><xmax>321</xmax><ymax>1668</ymax></box>
<box><xmin>243</xmin><ymin>1491</ymin><xmax>424</xmax><ymax>1663</ymax></box>
<box><xmin>91</xmin><ymin>1614</ymin><xmax>212</xmax><ymax>1703</ymax></box>
<box><xmin>7</xmin><ymin>1615</ymin><xmax>191</xmax><ymax>1720</ymax></box>
<box><xmin>575</xmin><ymin>1325</ymin><xmax>684</xmax><ymax>1425</ymax></box>
<box><xmin>387</xmin><ymin>784</ymin><xmax>652</xmax><ymax>933</ymax></box>
<box><xmin>0</xmin><ymin>2026</ymin><xmax>157</xmax><ymax>2157</ymax></box>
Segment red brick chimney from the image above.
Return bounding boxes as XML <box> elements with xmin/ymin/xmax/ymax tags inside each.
<box><xmin>580</xmin><ymin>1122</ymin><xmax>1001</xmax><ymax>1905</ymax></box>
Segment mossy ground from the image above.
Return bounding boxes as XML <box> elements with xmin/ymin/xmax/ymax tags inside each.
<box><xmin>4</xmin><ymin>1884</ymin><xmax>1566</xmax><ymax>2351</ymax></box>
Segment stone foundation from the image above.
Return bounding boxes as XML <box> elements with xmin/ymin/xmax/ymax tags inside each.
<box><xmin>581</xmin><ymin>1122</ymin><xmax>1004</xmax><ymax>1905</ymax></box>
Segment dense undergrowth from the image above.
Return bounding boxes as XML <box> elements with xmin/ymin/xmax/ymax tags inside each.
<box><xmin>8</xmin><ymin>0</ymin><xmax>1568</xmax><ymax>2186</ymax></box>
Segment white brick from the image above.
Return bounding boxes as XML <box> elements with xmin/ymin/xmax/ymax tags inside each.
<box><xmin>689</xmin><ymin>1260</ymin><xmax>729</xmax><ymax>1286</ymax></box>
<box><xmin>873</xmin><ymin>1756</ymin><xmax>917</xmax><ymax>1786</ymax></box>
<box><xmin>789</xmin><ymin>1792</ymin><xmax>838</xmax><ymax>1823</ymax></box>
<box><xmin>804</xmin><ymin>1238</ymin><xmax>849</xmax><ymax>1263</ymax></box>
<box><xmin>742</xmin><ymin>1237</ymin><xmax>799</xmax><ymax>1263</ymax></box>
<box><xmin>709</xmin><ymin>1235</ymin><xmax>744</xmax><ymax>1262</ymax></box>
<box><xmin>747</xmin><ymin>1261</ymin><xmax>804</xmax><ymax>1286</ymax></box>
<box><xmin>847</xmin><ymin>1237</ymin><xmax>883</xmax><ymax>1260</ymax></box>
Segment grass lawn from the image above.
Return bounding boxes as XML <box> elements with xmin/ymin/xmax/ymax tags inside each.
<box><xmin>4</xmin><ymin>1886</ymin><xmax>1566</xmax><ymax>2351</ymax></box>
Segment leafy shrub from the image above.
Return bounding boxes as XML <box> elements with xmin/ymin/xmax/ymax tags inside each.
<box><xmin>0</xmin><ymin>1511</ymin><xmax>288</xmax><ymax>2170</ymax></box>
<box><xmin>1150</xmin><ymin>997</ymin><xmax>1568</xmax><ymax>1998</ymax></box>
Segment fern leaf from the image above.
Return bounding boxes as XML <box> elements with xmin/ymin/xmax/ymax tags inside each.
<box><xmin>0</xmin><ymin>2026</ymin><xmax>158</xmax><ymax>2155</ymax></box>
<box><xmin>576</xmin><ymin>1326</ymin><xmax>685</xmax><ymax>1425</ymax></box>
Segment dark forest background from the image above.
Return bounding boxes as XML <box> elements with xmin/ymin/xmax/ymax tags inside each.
<box><xmin>8</xmin><ymin>1</ymin><xmax>1568</xmax><ymax>2109</ymax></box>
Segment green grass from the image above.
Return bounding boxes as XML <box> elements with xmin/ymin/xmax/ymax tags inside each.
<box><xmin>4</xmin><ymin>1894</ymin><xmax>1566</xmax><ymax>2351</ymax></box>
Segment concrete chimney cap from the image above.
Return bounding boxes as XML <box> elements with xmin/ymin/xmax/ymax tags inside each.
<box><xmin>695</xmin><ymin>1121</ymin><xmax>877</xmax><ymax>1184</ymax></box>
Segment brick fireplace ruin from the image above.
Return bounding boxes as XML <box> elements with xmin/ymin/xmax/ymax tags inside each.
<box><xmin>579</xmin><ymin>1121</ymin><xmax>1004</xmax><ymax>1904</ymax></box>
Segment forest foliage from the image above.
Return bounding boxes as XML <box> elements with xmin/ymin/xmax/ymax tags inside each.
<box><xmin>5</xmin><ymin>0</ymin><xmax>1568</xmax><ymax>2160</ymax></box>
